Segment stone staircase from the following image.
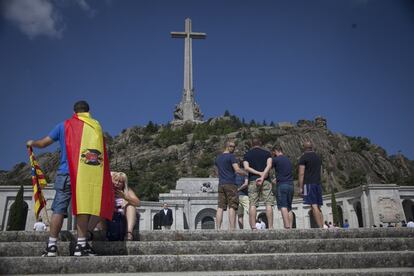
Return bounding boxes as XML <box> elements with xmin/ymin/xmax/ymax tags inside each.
<box><xmin>0</xmin><ymin>228</ymin><xmax>413</xmax><ymax>275</ymax></box>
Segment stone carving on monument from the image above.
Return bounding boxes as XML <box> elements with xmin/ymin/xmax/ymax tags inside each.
<box><xmin>377</xmin><ymin>197</ymin><xmax>402</xmax><ymax>223</ymax></box>
<box><xmin>200</xmin><ymin>182</ymin><xmax>213</xmax><ymax>193</ymax></box>
<box><xmin>171</xmin><ymin>18</ymin><xmax>206</xmax><ymax>124</ymax></box>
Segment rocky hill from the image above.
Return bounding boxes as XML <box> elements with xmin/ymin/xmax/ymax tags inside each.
<box><xmin>1</xmin><ymin>115</ymin><xmax>413</xmax><ymax>200</ymax></box>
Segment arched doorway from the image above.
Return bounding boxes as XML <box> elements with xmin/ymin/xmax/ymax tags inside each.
<box><xmin>258</xmin><ymin>212</ymin><xmax>268</xmax><ymax>229</ymax></box>
<box><xmin>291</xmin><ymin>211</ymin><xmax>297</xmax><ymax>229</ymax></box>
<box><xmin>201</xmin><ymin>216</ymin><xmax>215</xmax><ymax>229</ymax></box>
<box><xmin>194</xmin><ymin>208</ymin><xmax>216</xmax><ymax>229</ymax></box>
<box><xmin>402</xmin><ymin>199</ymin><xmax>414</xmax><ymax>221</ymax></box>
<box><xmin>354</xmin><ymin>202</ymin><xmax>363</xmax><ymax>227</ymax></box>
<box><xmin>308</xmin><ymin>210</ymin><xmax>318</xmax><ymax>228</ymax></box>
<box><xmin>153</xmin><ymin>213</ymin><xmax>161</xmax><ymax>230</ymax></box>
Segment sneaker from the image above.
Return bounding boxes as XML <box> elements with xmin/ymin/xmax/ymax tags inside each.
<box><xmin>41</xmin><ymin>245</ymin><xmax>58</xmax><ymax>257</ymax></box>
<box><xmin>73</xmin><ymin>243</ymin><xmax>97</xmax><ymax>256</ymax></box>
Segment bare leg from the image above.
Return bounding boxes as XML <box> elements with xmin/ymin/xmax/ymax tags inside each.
<box><xmin>312</xmin><ymin>204</ymin><xmax>323</xmax><ymax>228</ymax></box>
<box><xmin>49</xmin><ymin>213</ymin><xmax>64</xmax><ymax>238</ymax></box>
<box><xmin>88</xmin><ymin>215</ymin><xmax>102</xmax><ymax>232</ymax></box>
<box><xmin>249</xmin><ymin>205</ymin><xmax>257</xmax><ymax>229</ymax></box>
<box><xmin>216</xmin><ymin>207</ymin><xmax>223</xmax><ymax>230</ymax></box>
<box><xmin>76</xmin><ymin>214</ymin><xmax>90</xmax><ymax>239</ymax></box>
<box><xmin>289</xmin><ymin>211</ymin><xmax>294</xmax><ymax>228</ymax></box>
<box><xmin>228</xmin><ymin>208</ymin><xmax>236</xmax><ymax>230</ymax></box>
<box><xmin>238</xmin><ymin>214</ymin><xmax>244</xmax><ymax>229</ymax></box>
<box><xmin>280</xmin><ymin>207</ymin><xmax>290</xmax><ymax>229</ymax></box>
<box><xmin>266</xmin><ymin>204</ymin><xmax>273</xmax><ymax>229</ymax></box>
<box><xmin>125</xmin><ymin>204</ymin><xmax>137</xmax><ymax>234</ymax></box>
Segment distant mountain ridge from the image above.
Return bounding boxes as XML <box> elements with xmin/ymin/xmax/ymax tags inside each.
<box><xmin>1</xmin><ymin>115</ymin><xmax>413</xmax><ymax>201</ymax></box>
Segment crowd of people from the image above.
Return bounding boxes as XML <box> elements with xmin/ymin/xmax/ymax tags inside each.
<box><xmin>27</xmin><ymin>100</ymin><xmax>413</xmax><ymax>258</ymax></box>
<box><xmin>215</xmin><ymin>138</ymin><xmax>324</xmax><ymax>230</ymax></box>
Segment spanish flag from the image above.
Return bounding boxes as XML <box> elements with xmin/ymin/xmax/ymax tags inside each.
<box><xmin>64</xmin><ymin>112</ymin><xmax>114</xmax><ymax>220</ymax></box>
<box><xmin>28</xmin><ymin>147</ymin><xmax>47</xmax><ymax>219</ymax></box>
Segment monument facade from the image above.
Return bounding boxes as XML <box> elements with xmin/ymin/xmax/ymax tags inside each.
<box><xmin>171</xmin><ymin>18</ymin><xmax>205</xmax><ymax>124</ymax></box>
<box><xmin>0</xmin><ymin>181</ymin><xmax>413</xmax><ymax>231</ymax></box>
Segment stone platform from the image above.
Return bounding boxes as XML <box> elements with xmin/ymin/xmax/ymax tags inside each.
<box><xmin>0</xmin><ymin>228</ymin><xmax>413</xmax><ymax>275</ymax></box>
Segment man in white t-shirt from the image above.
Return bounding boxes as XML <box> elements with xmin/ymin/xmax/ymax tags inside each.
<box><xmin>407</xmin><ymin>219</ymin><xmax>414</xmax><ymax>228</ymax></box>
<box><xmin>33</xmin><ymin>218</ymin><xmax>47</xmax><ymax>231</ymax></box>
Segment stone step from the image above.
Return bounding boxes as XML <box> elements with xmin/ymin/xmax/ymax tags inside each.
<box><xmin>1</xmin><ymin>238</ymin><xmax>413</xmax><ymax>257</ymax></box>
<box><xmin>20</xmin><ymin>267</ymin><xmax>414</xmax><ymax>276</ymax></box>
<box><xmin>0</xmin><ymin>252</ymin><xmax>413</xmax><ymax>275</ymax></box>
<box><xmin>1</xmin><ymin>228</ymin><xmax>413</xmax><ymax>242</ymax></box>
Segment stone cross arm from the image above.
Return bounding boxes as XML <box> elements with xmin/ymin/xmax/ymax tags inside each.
<box><xmin>171</xmin><ymin>32</ymin><xmax>207</xmax><ymax>39</ymax></box>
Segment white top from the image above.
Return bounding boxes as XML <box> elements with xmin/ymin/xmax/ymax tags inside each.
<box><xmin>33</xmin><ymin>222</ymin><xmax>46</xmax><ymax>231</ymax></box>
<box><xmin>407</xmin><ymin>221</ymin><xmax>414</xmax><ymax>228</ymax></box>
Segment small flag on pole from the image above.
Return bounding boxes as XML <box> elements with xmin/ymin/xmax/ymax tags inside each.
<box><xmin>28</xmin><ymin>147</ymin><xmax>47</xmax><ymax>219</ymax></box>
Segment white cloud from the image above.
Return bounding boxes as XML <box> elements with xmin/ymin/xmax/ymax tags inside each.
<box><xmin>75</xmin><ymin>0</ymin><xmax>97</xmax><ymax>17</ymax></box>
<box><xmin>2</xmin><ymin>0</ymin><xmax>62</xmax><ymax>39</ymax></box>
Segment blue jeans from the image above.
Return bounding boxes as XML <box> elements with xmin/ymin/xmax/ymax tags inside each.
<box><xmin>275</xmin><ymin>182</ymin><xmax>294</xmax><ymax>211</ymax></box>
<box><xmin>51</xmin><ymin>174</ymin><xmax>71</xmax><ymax>215</ymax></box>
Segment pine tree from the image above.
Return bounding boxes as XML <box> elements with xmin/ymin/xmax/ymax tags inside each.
<box><xmin>331</xmin><ymin>187</ymin><xmax>340</xmax><ymax>227</ymax></box>
<box><xmin>7</xmin><ymin>185</ymin><xmax>28</xmax><ymax>231</ymax></box>
<box><xmin>224</xmin><ymin>110</ymin><xmax>231</xmax><ymax>117</ymax></box>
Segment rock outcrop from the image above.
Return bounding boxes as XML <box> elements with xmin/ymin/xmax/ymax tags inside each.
<box><xmin>1</xmin><ymin>116</ymin><xmax>413</xmax><ymax>198</ymax></box>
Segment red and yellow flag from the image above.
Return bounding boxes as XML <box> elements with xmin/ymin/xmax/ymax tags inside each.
<box><xmin>28</xmin><ymin>147</ymin><xmax>47</xmax><ymax>219</ymax></box>
<box><xmin>64</xmin><ymin>112</ymin><xmax>114</xmax><ymax>220</ymax></box>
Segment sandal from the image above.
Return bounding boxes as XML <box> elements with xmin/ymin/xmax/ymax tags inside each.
<box><xmin>125</xmin><ymin>232</ymin><xmax>134</xmax><ymax>241</ymax></box>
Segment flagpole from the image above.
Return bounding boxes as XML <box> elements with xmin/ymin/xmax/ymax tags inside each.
<box><xmin>42</xmin><ymin>206</ymin><xmax>50</xmax><ymax>228</ymax></box>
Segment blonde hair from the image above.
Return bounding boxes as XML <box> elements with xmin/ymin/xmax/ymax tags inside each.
<box><xmin>111</xmin><ymin>171</ymin><xmax>129</xmax><ymax>196</ymax></box>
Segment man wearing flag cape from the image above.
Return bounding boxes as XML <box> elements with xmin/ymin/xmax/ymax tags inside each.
<box><xmin>27</xmin><ymin>100</ymin><xmax>114</xmax><ymax>257</ymax></box>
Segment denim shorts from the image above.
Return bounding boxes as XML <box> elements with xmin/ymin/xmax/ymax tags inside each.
<box><xmin>51</xmin><ymin>174</ymin><xmax>72</xmax><ymax>215</ymax></box>
<box><xmin>303</xmin><ymin>183</ymin><xmax>323</xmax><ymax>206</ymax></box>
<box><xmin>275</xmin><ymin>182</ymin><xmax>294</xmax><ymax>211</ymax></box>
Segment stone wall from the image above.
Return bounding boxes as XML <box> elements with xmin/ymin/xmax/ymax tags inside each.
<box><xmin>0</xmin><ymin>181</ymin><xmax>413</xmax><ymax>231</ymax></box>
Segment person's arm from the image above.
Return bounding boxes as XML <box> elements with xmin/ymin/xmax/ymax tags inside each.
<box><xmin>232</xmin><ymin>163</ymin><xmax>247</xmax><ymax>176</ymax></box>
<box><xmin>238</xmin><ymin>177</ymin><xmax>249</xmax><ymax>191</ymax></box>
<box><xmin>298</xmin><ymin>165</ymin><xmax>305</xmax><ymax>196</ymax></box>
<box><xmin>243</xmin><ymin>161</ymin><xmax>263</xmax><ymax>176</ymax></box>
<box><xmin>256</xmin><ymin>157</ymin><xmax>273</xmax><ymax>185</ymax></box>
<box><xmin>117</xmin><ymin>188</ymin><xmax>140</xmax><ymax>207</ymax></box>
<box><xmin>26</xmin><ymin>136</ymin><xmax>54</xmax><ymax>148</ymax></box>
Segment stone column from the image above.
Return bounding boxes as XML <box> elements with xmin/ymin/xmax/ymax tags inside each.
<box><xmin>175</xmin><ymin>205</ymin><xmax>184</xmax><ymax>230</ymax></box>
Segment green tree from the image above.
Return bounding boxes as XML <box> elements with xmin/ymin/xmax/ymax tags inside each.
<box><xmin>345</xmin><ymin>169</ymin><xmax>367</xmax><ymax>189</ymax></box>
<box><xmin>7</xmin><ymin>185</ymin><xmax>28</xmax><ymax>231</ymax></box>
<box><xmin>144</xmin><ymin>120</ymin><xmax>158</xmax><ymax>134</ymax></box>
<box><xmin>331</xmin><ymin>187</ymin><xmax>340</xmax><ymax>226</ymax></box>
<box><xmin>224</xmin><ymin>110</ymin><xmax>231</xmax><ymax>117</ymax></box>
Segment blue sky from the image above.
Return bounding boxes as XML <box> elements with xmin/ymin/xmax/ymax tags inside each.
<box><xmin>0</xmin><ymin>0</ymin><xmax>413</xmax><ymax>170</ymax></box>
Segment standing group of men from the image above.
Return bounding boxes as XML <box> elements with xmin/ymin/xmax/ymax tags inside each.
<box><xmin>215</xmin><ymin>138</ymin><xmax>323</xmax><ymax>230</ymax></box>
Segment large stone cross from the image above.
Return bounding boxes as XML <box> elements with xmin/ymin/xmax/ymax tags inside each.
<box><xmin>171</xmin><ymin>18</ymin><xmax>206</xmax><ymax>122</ymax></box>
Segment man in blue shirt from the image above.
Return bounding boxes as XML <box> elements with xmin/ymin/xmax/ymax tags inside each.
<box><xmin>26</xmin><ymin>101</ymin><xmax>99</xmax><ymax>257</ymax></box>
<box><xmin>272</xmin><ymin>144</ymin><xmax>294</xmax><ymax>229</ymax></box>
<box><xmin>215</xmin><ymin>140</ymin><xmax>246</xmax><ymax>230</ymax></box>
<box><xmin>243</xmin><ymin>138</ymin><xmax>274</xmax><ymax>230</ymax></box>
<box><xmin>298</xmin><ymin>141</ymin><xmax>323</xmax><ymax>228</ymax></box>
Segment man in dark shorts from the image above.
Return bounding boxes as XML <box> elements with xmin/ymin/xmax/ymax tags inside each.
<box><xmin>243</xmin><ymin>138</ymin><xmax>274</xmax><ymax>230</ymax></box>
<box><xmin>215</xmin><ymin>140</ymin><xmax>246</xmax><ymax>230</ymax></box>
<box><xmin>298</xmin><ymin>141</ymin><xmax>323</xmax><ymax>228</ymax></box>
<box><xmin>272</xmin><ymin>144</ymin><xmax>294</xmax><ymax>229</ymax></box>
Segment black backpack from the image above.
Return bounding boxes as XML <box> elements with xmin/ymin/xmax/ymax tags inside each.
<box><xmin>106</xmin><ymin>212</ymin><xmax>126</xmax><ymax>241</ymax></box>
